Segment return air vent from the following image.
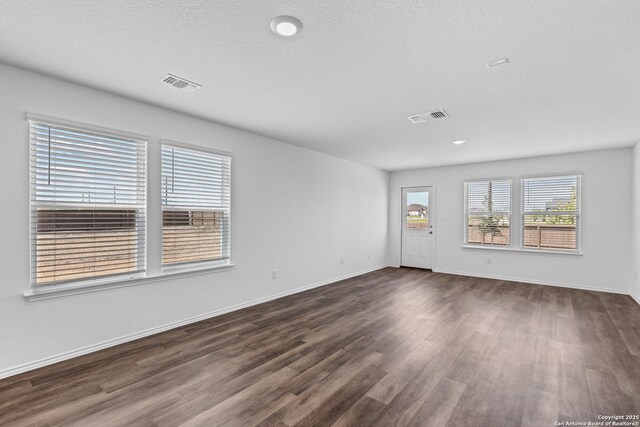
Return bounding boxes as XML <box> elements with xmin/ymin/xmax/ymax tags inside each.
<box><xmin>161</xmin><ymin>74</ymin><xmax>201</xmax><ymax>92</ymax></box>
<box><xmin>407</xmin><ymin>110</ymin><xmax>449</xmax><ymax>124</ymax></box>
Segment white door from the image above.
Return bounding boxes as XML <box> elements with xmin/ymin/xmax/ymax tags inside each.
<box><xmin>402</xmin><ymin>187</ymin><xmax>434</xmax><ymax>269</ymax></box>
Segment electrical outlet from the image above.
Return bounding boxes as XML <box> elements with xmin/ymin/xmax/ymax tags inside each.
<box><xmin>340</xmin><ymin>257</ymin><xmax>345</xmax><ymax>265</ymax></box>
<box><xmin>486</xmin><ymin>258</ymin><xmax>492</xmax><ymax>265</ymax></box>
<box><xmin>272</xmin><ymin>270</ymin><xmax>278</xmax><ymax>279</ymax></box>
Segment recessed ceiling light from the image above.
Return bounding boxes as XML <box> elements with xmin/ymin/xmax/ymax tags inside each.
<box><xmin>487</xmin><ymin>58</ymin><xmax>509</xmax><ymax>68</ymax></box>
<box><xmin>451</xmin><ymin>139</ymin><xmax>466</xmax><ymax>145</ymax></box>
<box><xmin>271</xmin><ymin>16</ymin><xmax>303</xmax><ymax>37</ymax></box>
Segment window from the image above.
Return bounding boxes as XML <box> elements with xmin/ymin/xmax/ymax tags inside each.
<box><xmin>30</xmin><ymin>117</ymin><xmax>147</xmax><ymax>286</ymax></box>
<box><xmin>405</xmin><ymin>190</ymin><xmax>429</xmax><ymax>229</ymax></box>
<box><xmin>522</xmin><ymin>175</ymin><xmax>581</xmax><ymax>251</ymax></box>
<box><xmin>464</xmin><ymin>179</ymin><xmax>512</xmax><ymax>246</ymax></box>
<box><xmin>161</xmin><ymin>144</ymin><xmax>231</xmax><ymax>268</ymax></box>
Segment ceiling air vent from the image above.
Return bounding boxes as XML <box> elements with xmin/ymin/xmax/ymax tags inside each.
<box><xmin>161</xmin><ymin>74</ymin><xmax>201</xmax><ymax>92</ymax></box>
<box><xmin>407</xmin><ymin>110</ymin><xmax>449</xmax><ymax>124</ymax></box>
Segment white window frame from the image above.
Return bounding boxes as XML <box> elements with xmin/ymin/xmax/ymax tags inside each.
<box><xmin>521</xmin><ymin>174</ymin><xmax>582</xmax><ymax>253</ymax></box>
<box><xmin>463</xmin><ymin>178</ymin><xmax>513</xmax><ymax>248</ymax></box>
<box><xmin>160</xmin><ymin>140</ymin><xmax>232</xmax><ymax>274</ymax></box>
<box><xmin>28</xmin><ymin>114</ymin><xmax>149</xmax><ymax>290</ymax></box>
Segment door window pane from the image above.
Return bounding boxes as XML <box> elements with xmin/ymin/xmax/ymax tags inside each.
<box><xmin>406</xmin><ymin>191</ymin><xmax>429</xmax><ymax>229</ymax></box>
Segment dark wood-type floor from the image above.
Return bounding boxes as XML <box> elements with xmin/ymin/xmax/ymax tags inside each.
<box><xmin>1</xmin><ymin>267</ymin><xmax>640</xmax><ymax>426</ymax></box>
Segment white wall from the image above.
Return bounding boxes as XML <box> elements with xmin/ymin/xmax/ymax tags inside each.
<box><xmin>0</xmin><ymin>63</ymin><xmax>389</xmax><ymax>376</ymax></box>
<box><xmin>388</xmin><ymin>149</ymin><xmax>633</xmax><ymax>293</ymax></box>
<box><xmin>632</xmin><ymin>144</ymin><xmax>640</xmax><ymax>303</ymax></box>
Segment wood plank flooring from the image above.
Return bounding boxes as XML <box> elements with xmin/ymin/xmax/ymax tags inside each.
<box><xmin>1</xmin><ymin>267</ymin><xmax>639</xmax><ymax>426</ymax></box>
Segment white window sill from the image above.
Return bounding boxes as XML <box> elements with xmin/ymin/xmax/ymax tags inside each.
<box><xmin>24</xmin><ymin>263</ymin><xmax>234</xmax><ymax>302</ymax></box>
<box><xmin>462</xmin><ymin>244</ymin><xmax>583</xmax><ymax>256</ymax></box>
<box><xmin>161</xmin><ymin>260</ymin><xmax>231</xmax><ymax>275</ymax></box>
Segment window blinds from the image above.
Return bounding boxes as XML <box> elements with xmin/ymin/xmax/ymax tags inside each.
<box><xmin>30</xmin><ymin>118</ymin><xmax>147</xmax><ymax>285</ymax></box>
<box><xmin>522</xmin><ymin>175</ymin><xmax>581</xmax><ymax>251</ymax></box>
<box><xmin>464</xmin><ymin>179</ymin><xmax>512</xmax><ymax>246</ymax></box>
<box><xmin>161</xmin><ymin>144</ymin><xmax>231</xmax><ymax>267</ymax></box>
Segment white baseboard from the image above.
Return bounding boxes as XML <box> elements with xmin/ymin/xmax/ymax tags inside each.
<box><xmin>433</xmin><ymin>267</ymin><xmax>630</xmax><ymax>295</ymax></box>
<box><xmin>0</xmin><ymin>265</ymin><xmax>387</xmax><ymax>380</ymax></box>
<box><xmin>630</xmin><ymin>289</ymin><xmax>640</xmax><ymax>306</ymax></box>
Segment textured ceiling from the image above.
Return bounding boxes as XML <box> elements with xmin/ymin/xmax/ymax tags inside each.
<box><xmin>1</xmin><ymin>0</ymin><xmax>639</xmax><ymax>171</ymax></box>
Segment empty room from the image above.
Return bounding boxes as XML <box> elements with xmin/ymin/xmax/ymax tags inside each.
<box><xmin>1</xmin><ymin>1</ymin><xmax>639</xmax><ymax>426</ymax></box>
